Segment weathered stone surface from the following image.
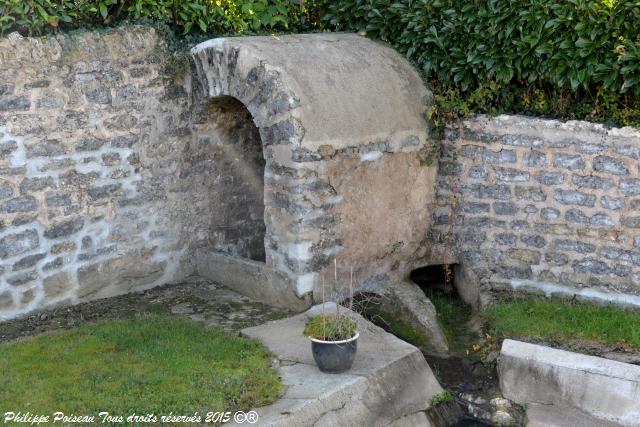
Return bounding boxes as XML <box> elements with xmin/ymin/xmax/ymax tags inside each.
<box><xmin>523</xmin><ymin>151</ymin><xmax>546</xmax><ymax>167</ymax></box>
<box><xmin>26</xmin><ymin>139</ymin><xmax>66</xmax><ymax>158</ymax></box>
<box><xmin>540</xmin><ymin>208</ymin><xmax>560</xmax><ymax>221</ymax></box>
<box><xmin>0</xmin><ymin>196</ymin><xmax>37</xmax><ymax>213</ymax></box>
<box><xmin>571</xmin><ymin>174</ymin><xmax>613</xmax><ymax>190</ymax></box>
<box><xmin>0</xmin><ymin>229</ymin><xmax>39</xmax><ymax>259</ymax></box>
<box><xmin>379</xmin><ymin>280</ymin><xmax>450</xmax><ymax>357</ymax></box>
<box><xmin>545</xmin><ymin>251</ymin><xmax>568</xmax><ymax>265</ymax></box>
<box><xmin>495</xmin><ymin>233</ymin><xmax>517</xmax><ymax>245</ymax></box>
<box><xmin>572</xmin><ymin>258</ymin><xmax>609</xmax><ymax>275</ymax></box>
<box><xmin>554</xmin><ymin>154</ymin><xmax>585</xmax><ymax>170</ymax></box>
<box><xmin>468</xmin><ymin>165</ymin><xmax>487</xmax><ymax>179</ymax></box>
<box><xmin>601</xmin><ymin>196</ymin><xmax>624</xmax><ymax>210</ymax></box>
<box><xmin>436</xmin><ymin>115</ymin><xmax>640</xmax><ymax>306</ymax></box>
<box><xmin>85</xmin><ymin>87</ymin><xmax>112</xmax><ymax>104</ymax></box>
<box><xmin>514</xmin><ymin>186</ymin><xmax>546</xmax><ymax>201</ymax></box>
<box><xmin>554</xmin><ymin>189</ymin><xmax>595</xmax><ymax>207</ymax></box>
<box><xmin>499</xmin><ymin>339</ymin><xmax>640</xmax><ymax>427</ymax></box>
<box><xmin>520</xmin><ymin>235</ymin><xmax>546</xmax><ymax>248</ymax></box>
<box><xmin>554</xmin><ymin>239</ymin><xmax>595</xmax><ymax>254</ymax></box>
<box><xmin>88</xmin><ymin>183</ymin><xmax>122</xmax><ymax>200</ymax></box>
<box><xmin>42</xmin><ymin>272</ymin><xmax>72</xmax><ymax>299</ymax></box>
<box><xmin>0</xmin><ymin>181</ymin><xmax>14</xmax><ymax>199</ymax></box>
<box><xmin>77</xmin><ymin>252</ymin><xmax>166</xmax><ymax>300</ymax></box>
<box><xmin>458</xmin><ymin>201</ymin><xmax>490</xmax><ymax>214</ymax></box>
<box><xmin>7</xmin><ymin>270</ymin><xmax>38</xmax><ymax>287</ymax></box>
<box><xmin>592</xmin><ymin>155</ymin><xmax>629</xmax><ymax>175</ymax></box>
<box><xmin>43</xmin><ymin>218</ymin><xmax>84</xmax><ymax>239</ymax></box>
<box><xmin>535</xmin><ymin>171</ymin><xmax>564</xmax><ymax>185</ymax></box>
<box><xmin>619</xmin><ymin>179</ymin><xmax>640</xmax><ymax>196</ymax></box>
<box><xmin>12</xmin><ymin>252</ymin><xmax>46</xmax><ymax>271</ymax></box>
<box><xmin>0</xmin><ymin>95</ymin><xmax>30</xmax><ymax>111</ymax></box>
<box><xmin>468</xmin><ymin>183</ymin><xmax>511</xmax><ymax>200</ymax></box>
<box><xmin>493</xmin><ymin>202</ymin><xmax>517</xmax><ymax>215</ymax></box>
<box><xmin>19</xmin><ymin>177</ymin><xmax>54</xmax><ymax>193</ymax></box>
<box><xmin>45</xmin><ymin>192</ymin><xmax>72</xmax><ymax>207</ymax></box>
<box><xmin>74</xmin><ymin>137</ymin><xmax>106</xmax><ymax>152</ymax></box>
<box><xmin>494</xmin><ymin>167</ymin><xmax>529</xmax><ymax>182</ymax></box>
<box><xmin>509</xmin><ymin>249</ymin><xmax>541</xmax><ymax>265</ymax></box>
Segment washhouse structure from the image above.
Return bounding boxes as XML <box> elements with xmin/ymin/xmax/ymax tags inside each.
<box><xmin>190</xmin><ymin>33</ymin><xmax>438</xmax><ymax>308</ymax></box>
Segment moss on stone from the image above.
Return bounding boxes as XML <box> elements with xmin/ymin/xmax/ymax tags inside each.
<box><xmin>362</xmin><ymin>304</ymin><xmax>428</xmax><ymax>349</ymax></box>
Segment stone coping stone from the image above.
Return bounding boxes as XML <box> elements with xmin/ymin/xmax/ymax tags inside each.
<box><xmin>233</xmin><ymin>303</ymin><xmax>443</xmax><ymax>426</ymax></box>
<box><xmin>499</xmin><ymin>339</ymin><xmax>640</xmax><ymax>427</ymax></box>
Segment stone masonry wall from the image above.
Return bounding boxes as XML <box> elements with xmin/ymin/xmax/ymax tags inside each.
<box><xmin>432</xmin><ymin>115</ymin><xmax>640</xmax><ymax>307</ymax></box>
<box><xmin>0</xmin><ymin>27</ymin><xmax>265</xmax><ymax>320</ymax></box>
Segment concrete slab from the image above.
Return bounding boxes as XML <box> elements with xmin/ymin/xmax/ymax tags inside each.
<box><xmin>233</xmin><ymin>303</ymin><xmax>443</xmax><ymax>426</ymax></box>
<box><xmin>526</xmin><ymin>403</ymin><xmax>621</xmax><ymax>427</ymax></box>
<box><xmin>499</xmin><ymin>339</ymin><xmax>640</xmax><ymax>427</ymax></box>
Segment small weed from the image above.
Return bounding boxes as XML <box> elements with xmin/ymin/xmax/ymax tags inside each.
<box><xmin>430</xmin><ymin>390</ymin><xmax>454</xmax><ymax>406</ymax></box>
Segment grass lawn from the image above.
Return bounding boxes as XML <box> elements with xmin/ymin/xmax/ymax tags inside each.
<box><xmin>487</xmin><ymin>299</ymin><xmax>640</xmax><ymax>351</ymax></box>
<box><xmin>0</xmin><ymin>315</ymin><xmax>281</xmax><ymax>415</ymax></box>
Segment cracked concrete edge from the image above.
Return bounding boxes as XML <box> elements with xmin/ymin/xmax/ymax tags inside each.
<box><xmin>499</xmin><ymin>339</ymin><xmax>640</xmax><ymax>427</ymax></box>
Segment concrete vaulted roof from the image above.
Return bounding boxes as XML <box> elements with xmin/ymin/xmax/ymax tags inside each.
<box><xmin>190</xmin><ymin>33</ymin><xmax>431</xmax><ymax>151</ymax></box>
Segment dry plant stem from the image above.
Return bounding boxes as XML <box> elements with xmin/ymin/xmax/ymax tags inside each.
<box><xmin>334</xmin><ymin>259</ymin><xmax>339</xmax><ymax>319</ymax></box>
<box><xmin>442</xmin><ymin>122</ymin><xmax>461</xmax><ymax>293</ymax></box>
<box><xmin>322</xmin><ymin>274</ymin><xmax>326</xmax><ymax>339</ymax></box>
<box><xmin>349</xmin><ymin>266</ymin><xmax>353</xmax><ymax>311</ymax></box>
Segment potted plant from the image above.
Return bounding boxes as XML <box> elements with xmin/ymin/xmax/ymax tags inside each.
<box><xmin>304</xmin><ymin>311</ymin><xmax>359</xmax><ymax>373</ymax></box>
<box><xmin>304</xmin><ymin>261</ymin><xmax>359</xmax><ymax>373</ymax></box>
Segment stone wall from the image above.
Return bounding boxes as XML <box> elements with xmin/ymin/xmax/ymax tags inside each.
<box><xmin>433</xmin><ymin>115</ymin><xmax>640</xmax><ymax>307</ymax></box>
<box><xmin>0</xmin><ymin>27</ymin><xmax>268</xmax><ymax>320</ymax></box>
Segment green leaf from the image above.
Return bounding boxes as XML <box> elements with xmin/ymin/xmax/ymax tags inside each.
<box><xmin>99</xmin><ymin>2</ymin><xmax>107</xmax><ymax>19</ymax></box>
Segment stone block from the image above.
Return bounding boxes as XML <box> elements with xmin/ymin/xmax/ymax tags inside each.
<box><xmin>44</xmin><ymin>218</ymin><xmax>84</xmax><ymax>239</ymax></box>
<box><xmin>554</xmin><ymin>189</ymin><xmax>595</xmax><ymax>207</ymax></box>
<box><xmin>592</xmin><ymin>155</ymin><xmax>629</xmax><ymax>175</ymax></box>
<box><xmin>534</xmin><ymin>171</ymin><xmax>564</xmax><ymax>185</ymax></box>
<box><xmin>571</xmin><ymin>174</ymin><xmax>613</xmax><ymax>190</ymax></box>
<box><xmin>0</xmin><ymin>196</ymin><xmax>38</xmax><ymax>213</ymax></box>
<box><xmin>499</xmin><ymin>339</ymin><xmax>640</xmax><ymax>427</ymax></box>
<box><xmin>601</xmin><ymin>196</ymin><xmax>624</xmax><ymax>210</ymax></box>
<box><xmin>554</xmin><ymin>239</ymin><xmax>595</xmax><ymax>254</ymax></box>
<box><xmin>554</xmin><ymin>153</ymin><xmax>585</xmax><ymax>171</ymax></box>
<box><xmin>514</xmin><ymin>186</ymin><xmax>546</xmax><ymax>202</ymax></box>
<box><xmin>494</xmin><ymin>167</ymin><xmax>529</xmax><ymax>182</ymax></box>
<box><xmin>0</xmin><ymin>229</ymin><xmax>39</xmax><ymax>259</ymax></box>
<box><xmin>493</xmin><ymin>202</ymin><xmax>518</xmax><ymax>215</ymax></box>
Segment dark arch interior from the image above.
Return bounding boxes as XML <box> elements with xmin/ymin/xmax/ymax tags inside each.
<box><xmin>201</xmin><ymin>96</ymin><xmax>266</xmax><ymax>262</ymax></box>
<box><xmin>410</xmin><ymin>264</ymin><xmax>456</xmax><ymax>294</ymax></box>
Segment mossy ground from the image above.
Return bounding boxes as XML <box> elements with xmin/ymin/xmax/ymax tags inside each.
<box><xmin>0</xmin><ymin>315</ymin><xmax>281</xmax><ymax>415</ymax></box>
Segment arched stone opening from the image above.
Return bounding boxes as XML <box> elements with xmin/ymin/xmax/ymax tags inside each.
<box><xmin>196</xmin><ymin>95</ymin><xmax>266</xmax><ymax>262</ymax></box>
<box><xmin>191</xmin><ymin>33</ymin><xmax>438</xmax><ymax>310</ymax></box>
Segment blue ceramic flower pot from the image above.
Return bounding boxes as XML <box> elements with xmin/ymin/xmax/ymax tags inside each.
<box><xmin>309</xmin><ymin>332</ymin><xmax>359</xmax><ymax>373</ymax></box>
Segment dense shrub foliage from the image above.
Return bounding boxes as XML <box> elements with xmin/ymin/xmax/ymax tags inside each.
<box><xmin>1</xmin><ymin>0</ymin><xmax>638</xmax><ymax>127</ymax></box>
<box><xmin>320</xmin><ymin>0</ymin><xmax>640</xmax><ymax>127</ymax></box>
<box><xmin>0</xmin><ymin>0</ymin><xmax>319</xmax><ymax>36</ymax></box>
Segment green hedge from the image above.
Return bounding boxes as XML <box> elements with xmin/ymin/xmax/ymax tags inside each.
<box><xmin>0</xmin><ymin>0</ymin><xmax>320</xmax><ymax>36</ymax></box>
<box><xmin>320</xmin><ymin>0</ymin><xmax>640</xmax><ymax>127</ymax></box>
